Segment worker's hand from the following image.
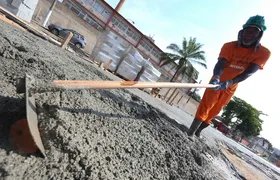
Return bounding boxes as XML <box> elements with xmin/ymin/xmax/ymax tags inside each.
<box><xmin>210</xmin><ymin>75</ymin><xmax>220</xmax><ymax>85</ymax></box>
<box><xmin>210</xmin><ymin>75</ymin><xmax>220</xmax><ymax>90</ymax></box>
<box><xmin>215</xmin><ymin>80</ymin><xmax>233</xmax><ymax>90</ymax></box>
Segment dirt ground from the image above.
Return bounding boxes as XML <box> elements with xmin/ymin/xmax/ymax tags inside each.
<box><xmin>221</xmin><ymin>148</ymin><xmax>270</xmax><ymax>180</ymax></box>
<box><xmin>0</xmin><ymin>18</ymin><xmax>278</xmax><ymax>180</ymax></box>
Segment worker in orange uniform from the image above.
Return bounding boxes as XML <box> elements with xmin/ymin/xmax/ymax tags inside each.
<box><xmin>187</xmin><ymin>15</ymin><xmax>271</xmax><ymax>140</ymax></box>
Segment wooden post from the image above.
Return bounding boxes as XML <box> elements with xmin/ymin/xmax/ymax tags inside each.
<box><xmin>98</xmin><ymin>61</ymin><xmax>104</xmax><ymax>69</ymax></box>
<box><xmin>177</xmin><ymin>94</ymin><xmax>184</xmax><ymax>104</ymax></box>
<box><xmin>170</xmin><ymin>91</ymin><xmax>180</xmax><ymax>105</ymax></box>
<box><xmin>163</xmin><ymin>88</ymin><xmax>172</xmax><ymax>100</ymax></box>
<box><xmin>166</xmin><ymin>88</ymin><xmax>177</xmax><ymax>104</ymax></box>
<box><xmin>134</xmin><ymin>66</ymin><xmax>145</xmax><ymax>81</ymax></box>
<box><xmin>60</xmin><ymin>32</ymin><xmax>73</xmax><ymax>49</ymax></box>
<box><xmin>114</xmin><ymin>46</ymin><xmax>132</xmax><ymax>73</ymax></box>
<box><xmin>35</xmin><ymin>8</ymin><xmax>41</xmax><ymax>20</ymax></box>
<box><xmin>104</xmin><ymin>60</ymin><xmax>113</xmax><ymax>71</ymax></box>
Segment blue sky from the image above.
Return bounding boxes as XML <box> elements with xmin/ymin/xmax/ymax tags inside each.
<box><xmin>105</xmin><ymin>0</ymin><xmax>280</xmax><ymax>149</ymax></box>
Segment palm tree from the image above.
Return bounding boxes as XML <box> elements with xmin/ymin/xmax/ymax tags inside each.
<box><xmin>160</xmin><ymin>37</ymin><xmax>207</xmax><ymax>82</ymax></box>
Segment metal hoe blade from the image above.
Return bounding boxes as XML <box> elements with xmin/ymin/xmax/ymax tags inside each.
<box><xmin>16</xmin><ymin>75</ymin><xmax>46</xmax><ymax>157</ymax></box>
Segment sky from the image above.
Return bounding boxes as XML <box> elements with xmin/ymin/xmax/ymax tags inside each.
<box><xmin>105</xmin><ymin>0</ymin><xmax>280</xmax><ymax>149</ymax></box>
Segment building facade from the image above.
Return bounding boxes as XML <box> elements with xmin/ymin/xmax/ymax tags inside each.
<box><xmin>32</xmin><ymin>0</ymin><xmax>201</xmax><ymax>111</ymax></box>
<box><xmin>61</xmin><ymin>0</ymin><xmax>199</xmax><ymax>83</ymax></box>
<box><xmin>248</xmin><ymin>137</ymin><xmax>273</xmax><ymax>157</ymax></box>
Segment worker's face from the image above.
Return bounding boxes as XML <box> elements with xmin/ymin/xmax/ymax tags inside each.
<box><xmin>242</xmin><ymin>27</ymin><xmax>261</xmax><ymax>46</ymax></box>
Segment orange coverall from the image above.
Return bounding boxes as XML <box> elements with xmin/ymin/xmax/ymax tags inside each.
<box><xmin>196</xmin><ymin>41</ymin><xmax>271</xmax><ymax>124</ymax></box>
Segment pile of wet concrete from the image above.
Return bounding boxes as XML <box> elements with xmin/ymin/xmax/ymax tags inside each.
<box><xmin>0</xmin><ymin>20</ymin><xmax>240</xmax><ymax>180</ymax></box>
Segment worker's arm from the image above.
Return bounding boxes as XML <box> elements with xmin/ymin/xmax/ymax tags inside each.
<box><xmin>210</xmin><ymin>58</ymin><xmax>228</xmax><ymax>86</ymax></box>
<box><xmin>216</xmin><ymin>63</ymin><xmax>260</xmax><ymax>90</ymax></box>
<box><xmin>232</xmin><ymin>63</ymin><xmax>260</xmax><ymax>84</ymax></box>
<box><xmin>213</xmin><ymin>57</ymin><xmax>228</xmax><ymax>77</ymax></box>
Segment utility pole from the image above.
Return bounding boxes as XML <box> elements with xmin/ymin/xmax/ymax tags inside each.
<box><xmin>115</xmin><ymin>0</ymin><xmax>126</xmax><ymax>12</ymax></box>
<box><xmin>43</xmin><ymin>0</ymin><xmax>57</xmax><ymax>27</ymax></box>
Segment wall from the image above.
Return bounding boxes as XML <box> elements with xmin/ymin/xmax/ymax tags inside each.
<box><xmin>33</xmin><ymin>0</ymin><xmax>102</xmax><ymax>53</ymax></box>
<box><xmin>0</xmin><ymin>0</ymin><xmax>38</xmax><ymax>22</ymax></box>
<box><xmin>17</xmin><ymin>0</ymin><xmax>39</xmax><ymax>22</ymax></box>
<box><xmin>77</xmin><ymin>0</ymin><xmax>112</xmax><ymax>23</ymax></box>
<box><xmin>0</xmin><ymin>0</ymin><xmax>18</xmax><ymax>15</ymax></box>
<box><xmin>159</xmin><ymin>88</ymin><xmax>199</xmax><ymax>116</ymax></box>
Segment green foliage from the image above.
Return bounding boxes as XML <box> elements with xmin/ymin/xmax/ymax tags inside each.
<box><xmin>160</xmin><ymin>37</ymin><xmax>207</xmax><ymax>82</ymax></box>
<box><xmin>222</xmin><ymin>96</ymin><xmax>266</xmax><ymax>137</ymax></box>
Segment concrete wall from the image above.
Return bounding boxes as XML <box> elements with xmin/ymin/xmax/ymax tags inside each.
<box><xmin>159</xmin><ymin>88</ymin><xmax>199</xmax><ymax>116</ymax></box>
<box><xmin>33</xmin><ymin>0</ymin><xmax>102</xmax><ymax>53</ymax></box>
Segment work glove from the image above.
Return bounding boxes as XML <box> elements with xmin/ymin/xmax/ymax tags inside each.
<box><xmin>215</xmin><ymin>80</ymin><xmax>234</xmax><ymax>90</ymax></box>
<box><xmin>210</xmin><ymin>75</ymin><xmax>220</xmax><ymax>85</ymax></box>
<box><xmin>210</xmin><ymin>75</ymin><xmax>220</xmax><ymax>90</ymax></box>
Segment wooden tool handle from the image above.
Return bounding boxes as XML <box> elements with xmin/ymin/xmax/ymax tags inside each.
<box><xmin>52</xmin><ymin>80</ymin><xmax>218</xmax><ymax>89</ymax></box>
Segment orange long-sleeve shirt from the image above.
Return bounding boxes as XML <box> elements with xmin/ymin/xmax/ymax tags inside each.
<box><xmin>218</xmin><ymin>41</ymin><xmax>271</xmax><ymax>92</ymax></box>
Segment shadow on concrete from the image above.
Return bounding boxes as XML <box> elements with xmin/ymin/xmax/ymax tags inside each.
<box><xmin>43</xmin><ymin>89</ymin><xmax>190</xmax><ymax>134</ymax></box>
<box><xmin>0</xmin><ymin>95</ymin><xmax>43</xmax><ymax>157</ymax></box>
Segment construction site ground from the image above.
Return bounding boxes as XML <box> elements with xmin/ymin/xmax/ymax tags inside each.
<box><xmin>0</xmin><ymin>15</ymin><xmax>280</xmax><ymax>180</ymax></box>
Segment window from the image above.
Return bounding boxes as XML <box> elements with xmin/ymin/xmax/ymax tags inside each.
<box><xmin>150</xmin><ymin>48</ymin><xmax>161</xmax><ymax>59</ymax></box>
<box><xmin>86</xmin><ymin>0</ymin><xmax>95</xmax><ymax>4</ymax></box>
<box><xmin>101</xmin><ymin>10</ymin><xmax>111</xmax><ymax>20</ymax></box>
<box><xmin>73</xmin><ymin>33</ymin><xmax>79</xmax><ymax>38</ymax></box>
<box><xmin>133</xmin><ymin>35</ymin><xmax>139</xmax><ymax>41</ymax></box>
<box><xmin>85</xmin><ymin>16</ymin><xmax>102</xmax><ymax>29</ymax></box>
<box><xmin>85</xmin><ymin>16</ymin><xmax>93</xmax><ymax>25</ymax></box>
<box><xmin>93</xmin><ymin>2</ymin><xmax>111</xmax><ymax>20</ymax></box>
<box><xmin>65</xmin><ymin>1</ymin><xmax>86</xmax><ymax>18</ymax></box>
<box><xmin>65</xmin><ymin>1</ymin><xmax>104</xmax><ymax>31</ymax></box>
<box><xmin>111</xmin><ymin>17</ymin><xmax>116</xmax><ymax>24</ymax></box>
<box><xmin>141</xmin><ymin>40</ymin><xmax>152</xmax><ymax>52</ymax></box>
<box><xmin>80</xmin><ymin>35</ymin><xmax>85</xmax><ymax>40</ymax></box>
<box><xmin>157</xmin><ymin>53</ymin><xmax>162</xmax><ymax>59</ymax></box>
<box><xmin>77</xmin><ymin>0</ymin><xmax>86</xmax><ymax>5</ymax></box>
<box><xmin>70</xmin><ymin>6</ymin><xmax>80</xmax><ymax>15</ymax></box>
<box><xmin>125</xmin><ymin>28</ymin><xmax>140</xmax><ymax>42</ymax></box>
<box><xmin>117</xmin><ymin>21</ymin><xmax>127</xmax><ymax>32</ymax></box>
<box><xmin>65</xmin><ymin>1</ymin><xmax>73</xmax><ymax>9</ymax></box>
<box><xmin>112</xmin><ymin>17</ymin><xmax>120</xmax><ymax>27</ymax></box>
<box><xmin>112</xmin><ymin>17</ymin><xmax>131</xmax><ymax>33</ymax></box>
<box><xmin>93</xmin><ymin>2</ymin><xmax>105</xmax><ymax>13</ymax></box>
<box><xmin>140</xmin><ymin>41</ymin><xmax>146</xmax><ymax>51</ymax></box>
<box><xmin>126</xmin><ymin>28</ymin><xmax>132</xmax><ymax>37</ymax></box>
<box><xmin>78</xmin><ymin>11</ymin><xmax>85</xmax><ymax>18</ymax></box>
<box><xmin>151</xmin><ymin>49</ymin><xmax>157</xmax><ymax>57</ymax></box>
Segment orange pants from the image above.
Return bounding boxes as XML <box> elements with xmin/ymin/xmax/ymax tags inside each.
<box><xmin>195</xmin><ymin>88</ymin><xmax>235</xmax><ymax>124</ymax></box>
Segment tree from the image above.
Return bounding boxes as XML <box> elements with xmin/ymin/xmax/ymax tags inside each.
<box><xmin>159</xmin><ymin>37</ymin><xmax>207</xmax><ymax>82</ymax></box>
<box><xmin>222</xmin><ymin>96</ymin><xmax>267</xmax><ymax>140</ymax></box>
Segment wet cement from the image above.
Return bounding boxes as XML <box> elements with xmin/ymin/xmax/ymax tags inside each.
<box><xmin>0</xmin><ymin>20</ymin><xmax>243</xmax><ymax>180</ymax></box>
